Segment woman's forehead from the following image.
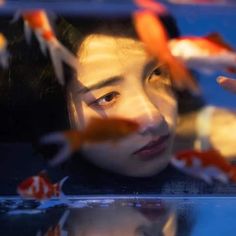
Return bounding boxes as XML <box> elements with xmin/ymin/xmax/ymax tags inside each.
<box><xmin>77</xmin><ymin>34</ymin><xmax>148</xmax><ymax>62</ymax></box>
<box><xmin>76</xmin><ymin>34</ymin><xmax>152</xmax><ymax>85</ymax></box>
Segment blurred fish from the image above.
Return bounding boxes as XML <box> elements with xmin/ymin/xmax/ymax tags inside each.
<box><xmin>36</xmin><ymin>210</ymin><xmax>69</xmax><ymax>236</ymax></box>
<box><xmin>40</xmin><ymin>117</ymin><xmax>140</xmax><ymax>166</ymax></box>
<box><xmin>133</xmin><ymin>0</ymin><xmax>199</xmax><ymax>94</ymax></box>
<box><xmin>0</xmin><ymin>0</ymin><xmax>5</xmax><ymax>6</ymax></box>
<box><xmin>171</xmin><ymin>149</ymin><xmax>236</xmax><ymax>184</ymax></box>
<box><xmin>169</xmin><ymin>33</ymin><xmax>236</xmax><ymax>74</ymax></box>
<box><xmin>22</xmin><ymin>10</ymin><xmax>77</xmax><ymax>85</ymax></box>
<box><xmin>0</xmin><ymin>33</ymin><xmax>9</xmax><ymax>68</ymax></box>
<box><xmin>217</xmin><ymin>75</ymin><xmax>236</xmax><ymax>93</ymax></box>
<box><xmin>17</xmin><ymin>171</ymin><xmax>68</xmax><ymax>201</ymax></box>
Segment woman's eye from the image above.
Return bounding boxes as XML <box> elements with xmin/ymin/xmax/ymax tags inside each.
<box><xmin>89</xmin><ymin>91</ymin><xmax>120</xmax><ymax>109</ymax></box>
<box><xmin>148</xmin><ymin>66</ymin><xmax>171</xmax><ymax>88</ymax></box>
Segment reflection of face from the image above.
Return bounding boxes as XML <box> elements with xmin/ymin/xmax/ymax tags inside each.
<box><xmin>68</xmin><ymin>34</ymin><xmax>177</xmax><ymax>177</ymax></box>
<box><xmin>70</xmin><ymin>207</ymin><xmax>176</xmax><ymax>236</ymax></box>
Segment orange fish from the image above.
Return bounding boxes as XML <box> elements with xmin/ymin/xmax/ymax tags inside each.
<box><xmin>36</xmin><ymin>210</ymin><xmax>69</xmax><ymax>236</ymax></box>
<box><xmin>0</xmin><ymin>33</ymin><xmax>9</xmax><ymax>68</ymax></box>
<box><xmin>169</xmin><ymin>33</ymin><xmax>236</xmax><ymax>74</ymax></box>
<box><xmin>171</xmin><ymin>149</ymin><xmax>236</xmax><ymax>184</ymax></box>
<box><xmin>22</xmin><ymin>10</ymin><xmax>77</xmax><ymax>85</ymax></box>
<box><xmin>17</xmin><ymin>171</ymin><xmax>68</xmax><ymax>201</ymax></box>
<box><xmin>133</xmin><ymin>0</ymin><xmax>198</xmax><ymax>93</ymax></box>
<box><xmin>217</xmin><ymin>75</ymin><xmax>236</xmax><ymax>93</ymax></box>
<box><xmin>40</xmin><ymin>117</ymin><xmax>140</xmax><ymax>166</ymax></box>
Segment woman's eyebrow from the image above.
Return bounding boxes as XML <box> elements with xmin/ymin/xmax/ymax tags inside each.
<box><xmin>78</xmin><ymin>76</ymin><xmax>123</xmax><ymax>94</ymax></box>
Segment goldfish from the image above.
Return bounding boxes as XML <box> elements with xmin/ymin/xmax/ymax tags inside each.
<box><xmin>36</xmin><ymin>210</ymin><xmax>69</xmax><ymax>236</ymax></box>
<box><xmin>171</xmin><ymin>149</ymin><xmax>236</xmax><ymax>184</ymax></box>
<box><xmin>22</xmin><ymin>10</ymin><xmax>77</xmax><ymax>85</ymax></box>
<box><xmin>17</xmin><ymin>171</ymin><xmax>68</xmax><ymax>201</ymax></box>
<box><xmin>217</xmin><ymin>75</ymin><xmax>236</xmax><ymax>94</ymax></box>
<box><xmin>0</xmin><ymin>33</ymin><xmax>9</xmax><ymax>68</ymax></box>
<box><xmin>40</xmin><ymin>117</ymin><xmax>139</xmax><ymax>166</ymax></box>
<box><xmin>169</xmin><ymin>33</ymin><xmax>236</xmax><ymax>75</ymax></box>
<box><xmin>133</xmin><ymin>0</ymin><xmax>199</xmax><ymax>94</ymax></box>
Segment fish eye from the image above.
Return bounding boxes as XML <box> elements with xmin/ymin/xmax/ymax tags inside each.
<box><xmin>89</xmin><ymin>91</ymin><xmax>120</xmax><ymax>109</ymax></box>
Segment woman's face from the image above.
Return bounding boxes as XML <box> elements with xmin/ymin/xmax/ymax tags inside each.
<box><xmin>68</xmin><ymin>34</ymin><xmax>177</xmax><ymax>177</ymax></box>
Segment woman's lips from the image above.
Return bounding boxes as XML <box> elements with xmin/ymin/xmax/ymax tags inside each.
<box><xmin>132</xmin><ymin>134</ymin><xmax>170</xmax><ymax>161</ymax></box>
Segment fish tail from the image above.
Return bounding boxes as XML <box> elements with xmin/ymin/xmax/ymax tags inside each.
<box><xmin>54</xmin><ymin>176</ymin><xmax>69</xmax><ymax>204</ymax></box>
<box><xmin>167</xmin><ymin>55</ymin><xmax>200</xmax><ymax>94</ymax></box>
<box><xmin>47</xmin><ymin>39</ymin><xmax>78</xmax><ymax>85</ymax></box>
<box><xmin>40</xmin><ymin>130</ymin><xmax>81</xmax><ymax>166</ymax></box>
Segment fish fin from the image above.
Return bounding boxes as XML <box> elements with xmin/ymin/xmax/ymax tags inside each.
<box><xmin>35</xmin><ymin>31</ymin><xmax>47</xmax><ymax>56</ymax></box>
<box><xmin>40</xmin><ymin>132</ymin><xmax>73</xmax><ymax>166</ymax></box>
<box><xmin>57</xmin><ymin>41</ymin><xmax>78</xmax><ymax>70</ymax></box>
<box><xmin>48</xmin><ymin>42</ymin><xmax>65</xmax><ymax>85</ymax></box>
<box><xmin>47</xmin><ymin>40</ymin><xmax>77</xmax><ymax>85</ymax></box>
<box><xmin>23</xmin><ymin>21</ymin><xmax>32</xmax><ymax>44</ymax></box>
<box><xmin>35</xmin><ymin>231</ymin><xmax>42</xmax><ymax>236</ymax></box>
<box><xmin>0</xmin><ymin>50</ymin><xmax>9</xmax><ymax>69</ymax></box>
<box><xmin>214</xmin><ymin>172</ymin><xmax>229</xmax><ymax>184</ymax></box>
<box><xmin>205</xmin><ymin>32</ymin><xmax>234</xmax><ymax>51</ymax></box>
<box><xmin>167</xmin><ymin>56</ymin><xmax>200</xmax><ymax>94</ymax></box>
<box><xmin>38</xmin><ymin>170</ymin><xmax>51</xmax><ymax>183</ymax></box>
<box><xmin>54</xmin><ymin>176</ymin><xmax>69</xmax><ymax>204</ymax></box>
<box><xmin>198</xmin><ymin>172</ymin><xmax>213</xmax><ymax>184</ymax></box>
<box><xmin>10</xmin><ymin>10</ymin><xmax>22</xmax><ymax>24</ymax></box>
<box><xmin>58</xmin><ymin>209</ymin><xmax>70</xmax><ymax>227</ymax></box>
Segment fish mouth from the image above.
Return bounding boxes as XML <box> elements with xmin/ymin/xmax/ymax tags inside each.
<box><xmin>132</xmin><ymin>134</ymin><xmax>171</xmax><ymax>161</ymax></box>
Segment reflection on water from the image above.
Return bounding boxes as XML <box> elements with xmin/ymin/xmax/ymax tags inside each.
<box><xmin>1</xmin><ymin>197</ymin><xmax>236</xmax><ymax>236</ymax></box>
<box><xmin>0</xmin><ymin>198</ymin><xmax>177</xmax><ymax>236</ymax></box>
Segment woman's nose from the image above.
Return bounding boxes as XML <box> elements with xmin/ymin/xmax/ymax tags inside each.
<box><xmin>121</xmin><ymin>93</ymin><xmax>166</xmax><ymax>135</ymax></box>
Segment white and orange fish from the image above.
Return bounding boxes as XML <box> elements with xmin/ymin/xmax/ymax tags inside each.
<box><xmin>17</xmin><ymin>171</ymin><xmax>68</xmax><ymax>201</ymax></box>
<box><xmin>171</xmin><ymin>149</ymin><xmax>236</xmax><ymax>184</ymax></box>
<box><xmin>0</xmin><ymin>33</ymin><xmax>9</xmax><ymax>68</ymax></box>
<box><xmin>133</xmin><ymin>0</ymin><xmax>199</xmax><ymax>94</ymax></box>
<box><xmin>217</xmin><ymin>75</ymin><xmax>236</xmax><ymax>94</ymax></box>
<box><xmin>22</xmin><ymin>10</ymin><xmax>77</xmax><ymax>85</ymax></box>
<box><xmin>36</xmin><ymin>210</ymin><xmax>69</xmax><ymax>236</ymax></box>
<box><xmin>169</xmin><ymin>33</ymin><xmax>236</xmax><ymax>75</ymax></box>
<box><xmin>40</xmin><ymin>117</ymin><xmax>139</xmax><ymax>166</ymax></box>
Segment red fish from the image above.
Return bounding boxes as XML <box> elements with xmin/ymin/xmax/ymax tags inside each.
<box><xmin>169</xmin><ymin>33</ymin><xmax>236</xmax><ymax>74</ymax></box>
<box><xmin>22</xmin><ymin>10</ymin><xmax>77</xmax><ymax>85</ymax></box>
<box><xmin>17</xmin><ymin>171</ymin><xmax>68</xmax><ymax>200</ymax></box>
<box><xmin>133</xmin><ymin>0</ymin><xmax>199</xmax><ymax>94</ymax></box>
<box><xmin>0</xmin><ymin>33</ymin><xmax>9</xmax><ymax>68</ymax></box>
<box><xmin>40</xmin><ymin>117</ymin><xmax>140</xmax><ymax>166</ymax></box>
<box><xmin>171</xmin><ymin>149</ymin><xmax>236</xmax><ymax>184</ymax></box>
